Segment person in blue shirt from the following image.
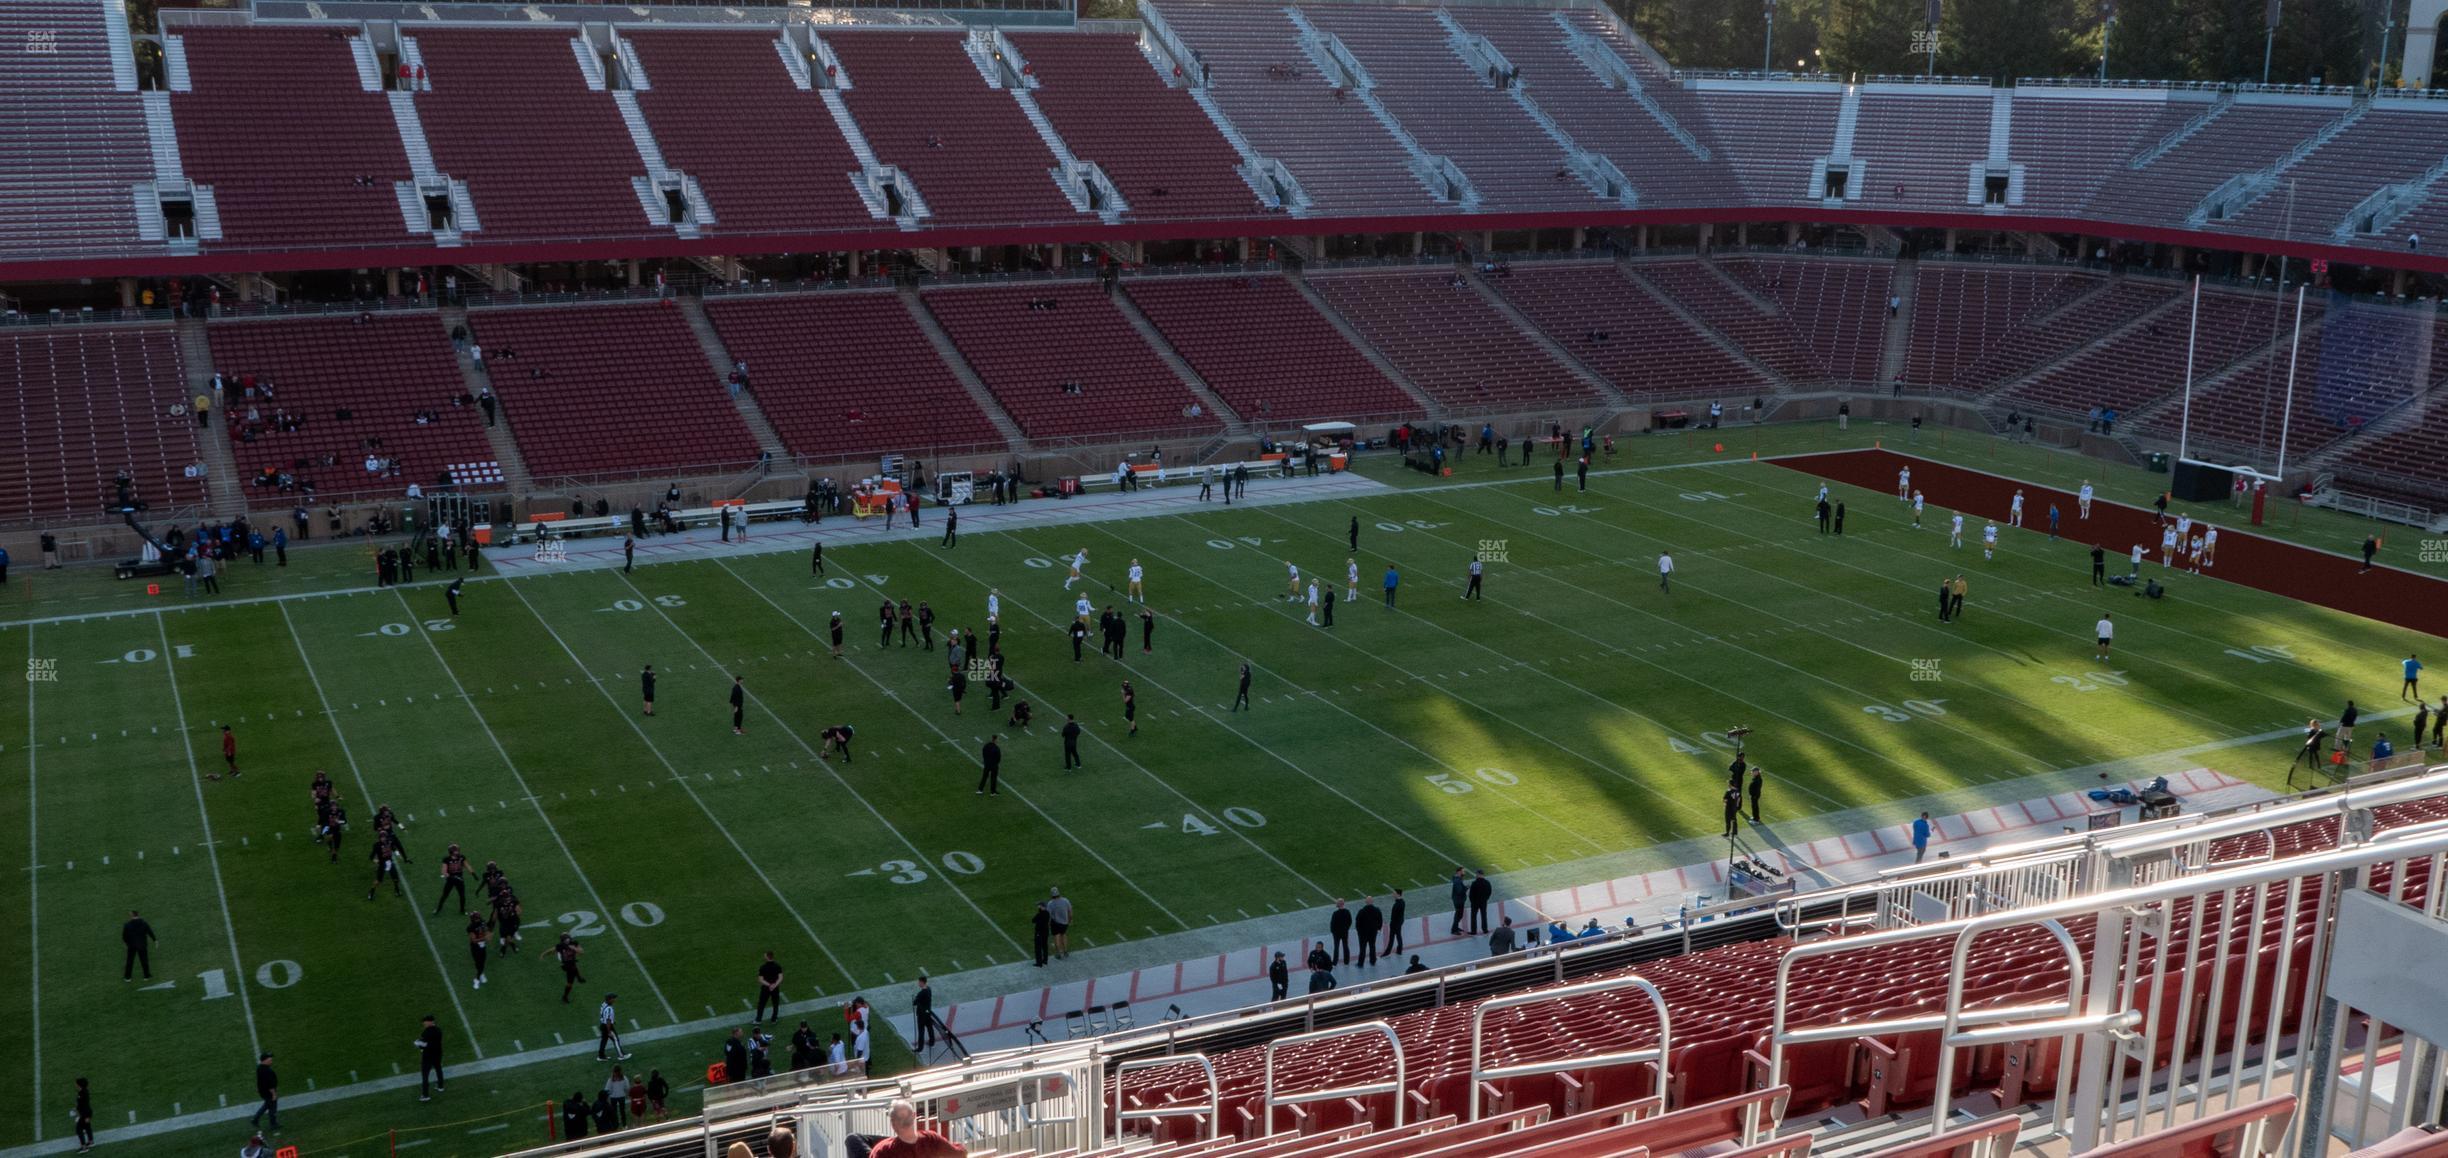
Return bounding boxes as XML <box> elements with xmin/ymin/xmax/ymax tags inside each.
<box><xmin>272</xmin><ymin>526</ymin><xmax>288</xmax><ymax>566</ymax></box>
<box><xmin>2372</xmin><ymin>734</ymin><xmax>2395</xmax><ymax>762</ymax></box>
<box><xmin>1382</xmin><ymin>567</ymin><xmax>1399</xmax><ymax>608</ymax></box>
<box><xmin>0</xmin><ymin>544</ymin><xmax>10</xmax><ymax>583</ymax></box>
<box><xmin>2405</xmin><ymin>654</ymin><xmax>2424</xmax><ymax>702</ymax></box>
<box><xmin>1910</xmin><ymin>812</ymin><xmax>1933</xmax><ymax>863</ymax></box>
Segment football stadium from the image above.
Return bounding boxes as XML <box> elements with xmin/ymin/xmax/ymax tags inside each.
<box><xmin>7</xmin><ymin>0</ymin><xmax>2448</xmax><ymax>1154</ymax></box>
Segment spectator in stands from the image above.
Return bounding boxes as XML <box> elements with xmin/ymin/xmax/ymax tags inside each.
<box><xmin>1911</xmin><ymin>812</ymin><xmax>1933</xmax><ymax>862</ymax></box>
<box><xmin>1306</xmin><ymin>962</ymin><xmax>1336</xmax><ymax>994</ymax></box>
<box><xmin>1268</xmin><ymin>951</ymin><xmax>1288</xmax><ymax>1000</ymax></box>
<box><xmin>2410</xmin><ymin>232</ymin><xmax>2423</xmax><ymax>252</ymax></box>
<box><xmin>867</xmin><ymin>1099</ymin><xmax>966</xmax><ymax>1157</ymax></box>
<box><xmin>1467</xmin><ymin>870</ymin><xmax>1492</xmax><ymax>934</ymax></box>
<box><xmin>2373</xmin><ymin>734</ymin><xmax>2395</xmax><ymax>763</ymax></box>
<box><xmin>1488</xmin><ymin>917</ymin><xmax>1516</xmax><ymax>955</ymax></box>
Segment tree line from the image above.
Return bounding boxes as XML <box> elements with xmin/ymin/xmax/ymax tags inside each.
<box><xmin>1611</xmin><ymin>0</ymin><xmax>2400</xmax><ymax>87</ymax></box>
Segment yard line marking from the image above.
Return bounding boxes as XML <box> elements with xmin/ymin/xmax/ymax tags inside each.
<box><xmin>1105</xmin><ymin>522</ymin><xmax>1603</xmax><ymax>854</ymax></box>
<box><xmin>1612</xmin><ymin>464</ymin><xmax>2328</xmax><ymax>722</ymax></box>
<box><xmin>277</xmin><ymin>605</ymin><xmax>483</xmax><ymax>1058</ymax></box>
<box><xmin>708</xmin><ymin>560</ymin><xmax>1172</xmax><ymax>943</ymax></box>
<box><xmin>23</xmin><ymin>627</ymin><xmax>41</xmax><ymax>1143</ymax></box>
<box><xmin>151</xmin><ymin>612</ymin><xmax>261</xmax><ymax>1059</ymax></box>
<box><xmin>507</xmin><ymin>579</ymin><xmax>861</xmax><ymax>989</ymax></box>
<box><xmin>385</xmin><ymin>592</ymin><xmax>678</xmax><ymax>1025</ymax></box>
<box><xmin>897</xmin><ymin>549</ymin><xmax>1349</xmax><ymax>896</ymax></box>
<box><xmin>1411</xmin><ymin>491</ymin><xmax>2077</xmax><ymax>791</ymax></box>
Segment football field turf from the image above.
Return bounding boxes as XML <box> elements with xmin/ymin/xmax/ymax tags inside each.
<box><xmin>4</xmin><ymin>428</ymin><xmax>2437</xmax><ymax>1158</ymax></box>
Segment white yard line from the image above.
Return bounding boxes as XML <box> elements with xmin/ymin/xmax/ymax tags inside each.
<box><xmin>387</xmin><ymin>591</ymin><xmax>679</xmax><ymax>1024</ymax></box>
<box><xmin>502</xmin><ymin>577</ymin><xmax>865</xmax><ymax>988</ymax></box>
<box><xmin>1402</xmin><ymin>490</ymin><xmax>2084</xmax><ymax>778</ymax></box>
<box><xmin>924</xmin><ymin>537</ymin><xmax>1467</xmax><ymax>871</ymax></box>
<box><xmin>708</xmin><ymin>558</ymin><xmax>1195</xmax><ymax>936</ymax></box>
<box><xmin>1597</xmin><ymin>465</ymin><xmax>2336</xmax><ymax>720</ymax></box>
<box><xmin>275</xmin><ymin>603</ymin><xmax>484</xmax><ymax>1058</ymax></box>
<box><xmin>23</xmin><ymin>627</ymin><xmax>41</xmax><ymax>1143</ymax></box>
<box><xmin>1246</xmin><ymin>505</ymin><xmax>1909</xmax><ymax>812</ymax></box>
<box><xmin>150</xmin><ymin>611</ymin><xmax>262</xmax><ymax>1058</ymax></box>
<box><xmin>1074</xmin><ymin>522</ymin><xmax>1606</xmax><ymax>858</ymax></box>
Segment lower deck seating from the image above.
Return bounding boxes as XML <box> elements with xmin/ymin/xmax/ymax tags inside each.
<box><xmin>1903</xmin><ymin>266</ymin><xmax>2096</xmax><ymax>391</ymax></box>
<box><xmin>701</xmin><ymin>292</ymin><xmax>1007</xmax><ymax>461</ymax></box>
<box><xmin>206</xmin><ymin>313</ymin><xmax>493</xmax><ymax>499</ymax></box>
<box><xmin>1</xmin><ymin>326</ymin><xmax>201</xmax><ymax>523</ymax></box>
<box><xmin>922</xmin><ymin>281</ymin><xmax>1219</xmax><ymax>440</ymax></box>
<box><xmin>1309</xmin><ymin>271</ymin><xmax>1604</xmax><ymax>409</ymax></box>
<box><xmin>1723</xmin><ymin>257</ymin><xmax>1891</xmax><ymax>384</ymax></box>
<box><xmin>466</xmin><ymin>303</ymin><xmax>761</xmax><ymax>478</ymax></box>
<box><xmin>2005</xmin><ymin>288</ymin><xmax>2277</xmax><ymax>417</ymax></box>
<box><xmin>1487</xmin><ymin>263</ymin><xmax>1771</xmax><ymax>398</ymax></box>
<box><xmin>1123</xmin><ymin>275</ymin><xmax>1420</xmax><ymax>422</ymax></box>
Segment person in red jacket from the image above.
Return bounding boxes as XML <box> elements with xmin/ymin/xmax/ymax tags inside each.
<box><xmin>220</xmin><ymin>725</ymin><xmax>240</xmax><ymax>779</ymax></box>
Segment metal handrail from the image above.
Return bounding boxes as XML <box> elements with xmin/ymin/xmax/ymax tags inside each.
<box><xmin>1261</xmin><ymin>1020</ymin><xmax>1405</xmax><ymax>1134</ymax></box>
<box><xmin>1111</xmin><ymin>1055</ymin><xmax>1219</xmax><ymax>1140</ymax></box>
<box><xmin>1467</xmin><ymin>972</ymin><xmax>1670</xmax><ymax>1120</ymax></box>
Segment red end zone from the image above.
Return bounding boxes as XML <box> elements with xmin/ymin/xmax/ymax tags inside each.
<box><xmin>1768</xmin><ymin>449</ymin><xmax>2448</xmax><ymax>639</ymax></box>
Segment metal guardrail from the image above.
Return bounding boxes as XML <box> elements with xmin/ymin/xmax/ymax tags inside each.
<box><xmin>1260</xmin><ymin>1021</ymin><xmax>1405</xmax><ymax>1134</ymax></box>
<box><xmin>1111</xmin><ymin>1055</ymin><xmax>1219</xmax><ymax>1140</ymax></box>
<box><xmin>1467</xmin><ymin>972</ymin><xmax>1670</xmax><ymax>1120</ymax></box>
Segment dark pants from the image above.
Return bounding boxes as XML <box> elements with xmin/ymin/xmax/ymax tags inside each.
<box><xmin>252</xmin><ymin>1095</ymin><xmax>278</xmax><ymax>1129</ymax></box>
<box><xmin>1464</xmin><ymin>575</ymin><xmax>1481</xmax><ymax>600</ymax></box>
<box><xmin>1749</xmin><ymin>786</ymin><xmax>1762</xmax><ymax>824</ymax></box>
<box><xmin>978</xmin><ymin>766</ymin><xmax>1000</xmax><ymax>794</ymax></box>
<box><xmin>420</xmin><ymin>1058</ymin><xmax>444</xmax><ymax>1096</ymax></box>
<box><xmin>1064</xmin><ymin>741</ymin><xmax>1080</xmax><ymax>769</ymax></box>
<box><xmin>598</xmin><ymin>1022</ymin><xmax>621</xmax><ymax>1059</ymax></box>
<box><xmin>1384</xmin><ymin>588</ymin><xmax>1396</xmax><ymax>607</ymax></box>
<box><xmin>74</xmin><ymin>1117</ymin><xmax>92</xmax><ymax>1147</ymax></box>
<box><xmin>435</xmin><ymin>875</ymin><xmax>466</xmax><ymax>914</ymax></box>
<box><xmin>1470</xmin><ymin>899</ymin><xmax>1488</xmax><ymax>934</ymax></box>
<box><xmin>1033</xmin><ymin>933</ymin><xmax>1049</xmax><ymax>967</ymax></box>
<box><xmin>2093</xmin><ymin>562</ymin><xmax>2105</xmax><ymax>586</ymax></box>
<box><xmin>756</xmin><ymin>987</ymin><xmax>781</xmax><ymax>1022</ymax></box>
<box><xmin>1451</xmin><ymin>899</ymin><xmax>1466</xmax><ymax>934</ymax></box>
<box><xmin>1386</xmin><ymin>920</ymin><xmax>1404</xmax><ymax>954</ymax></box>
<box><xmin>1356</xmin><ymin>932</ymin><xmax>1378</xmax><ymax>967</ymax></box>
<box><xmin>1270</xmin><ymin>977</ymin><xmax>1287</xmax><ymax>1000</ymax></box>
<box><xmin>1331</xmin><ymin>930</ymin><xmax>1350</xmax><ymax>964</ymax></box>
<box><xmin>123</xmin><ymin>942</ymin><xmax>151</xmax><ymax>979</ymax></box>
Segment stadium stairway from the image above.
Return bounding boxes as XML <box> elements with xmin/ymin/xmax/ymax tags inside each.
<box><xmin>1875</xmin><ymin>258</ymin><xmax>1915</xmax><ymax>390</ymax></box>
<box><xmin>1463</xmin><ymin>264</ymin><xmax>1627</xmax><ymax>405</ymax></box>
<box><xmin>1614</xmin><ymin>261</ymin><xmax>1788</xmax><ymax>387</ymax></box>
<box><xmin>676</xmin><ymin>295</ymin><xmax>807</xmax><ymax>482</ymax></box>
<box><xmin>440</xmin><ymin>303</ymin><xmax>536</xmax><ymax>496</ymax></box>
<box><xmin>1698</xmin><ymin>258</ymin><xmax>1782</xmax><ymax>315</ymax></box>
<box><xmin>895</xmin><ymin>284</ymin><xmax>1031</xmax><ymax>452</ymax></box>
<box><xmin>1109</xmin><ymin>284</ymin><xmax>1252</xmax><ymax>434</ymax></box>
<box><xmin>175</xmin><ymin>316</ymin><xmax>246</xmax><ymax>519</ymax></box>
<box><xmin>2297</xmin><ymin>377</ymin><xmax>2447</xmax><ymax>477</ymax></box>
<box><xmin>1286</xmin><ymin>268</ymin><xmax>1447</xmax><ymax>420</ymax></box>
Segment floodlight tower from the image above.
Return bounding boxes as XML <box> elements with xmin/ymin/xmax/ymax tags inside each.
<box><xmin>1762</xmin><ymin>0</ymin><xmax>1776</xmax><ymax>75</ymax></box>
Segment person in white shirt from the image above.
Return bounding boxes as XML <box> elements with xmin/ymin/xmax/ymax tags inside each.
<box><xmin>2187</xmin><ymin>533</ymin><xmax>2206</xmax><ymax>572</ymax></box>
<box><xmin>2175</xmin><ymin>513</ymin><xmax>2192</xmax><ymax>541</ymax></box>
<box><xmin>1305</xmin><ymin>580</ymin><xmax>1320</xmax><ymax>625</ymax></box>
<box><xmin>1981</xmin><ymin>521</ymin><xmax>1999</xmax><ymax>561</ymax></box>
<box><xmin>1911</xmin><ymin>491</ymin><xmax>1925</xmax><ymax>528</ymax></box>
<box><xmin>1064</xmin><ymin>549</ymin><xmax>1086</xmax><ymax>591</ymax></box>
<box><xmin>2009</xmin><ymin>490</ymin><xmax>2024</xmax><ymax>527</ymax></box>
<box><xmin>2095</xmin><ymin>613</ymin><xmax>2115</xmax><ymax>661</ymax></box>
<box><xmin>1949</xmin><ymin>513</ymin><xmax>1965</xmax><ymax>548</ymax></box>
<box><xmin>852</xmin><ymin>1021</ymin><xmax>870</xmax><ymax>1066</ymax></box>
<box><xmin>2160</xmin><ymin>525</ymin><xmax>2179</xmax><ymax>567</ymax></box>
<box><xmin>1127</xmin><ymin>560</ymin><xmax>1145</xmax><ymax>603</ymax></box>
<box><xmin>2130</xmin><ymin>543</ymin><xmax>2146</xmax><ymax>579</ymax></box>
<box><xmin>987</xmin><ymin>588</ymin><xmax>1001</xmax><ymax>624</ymax></box>
<box><xmin>827</xmin><ymin>1034</ymin><xmax>847</xmax><ymax>1075</ymax></box>
<box><xmin>1898</xmin><ymin>467</ymin><xmax>1912</xmax><ymax>501</ymax></box>
<box><xmin>1346</xmin><ymin>558</ymin><xmax>1360</xmax><ymax>601</ymax></box>
<box><xmin>2079</xmin><ymin>481</ymin><xmax>2094</xmax><ymax>518</ymax></box>
<box><xmin>1073</xmin><ymin>594</ymin><xmax>1092</xmax><ymax>624</ymax></box>
<box><xmin>1284</xmin><ymin>561</ymin><xmax>1300</xmax><ymax>603</ymax></box>
<box><xmin>1657</xmin><ymin>552</ymin><xmax>1674</xmax><ymax>593</ymax></box>
<box><xmin>2201</xmin><ymin>527</ymin><xmax>2219</xmax><ymax>568</ymax></box>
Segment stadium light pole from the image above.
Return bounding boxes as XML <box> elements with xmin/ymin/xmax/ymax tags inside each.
<box><xmin>1762</xmin><ymin>0</ymin><xmax>1776</xmax><ymax>75</ymax></box>
<box><xmin>2099</xmin><ymin>4</ymin><xmax>2115</xmax><ymax>81</ymax></box>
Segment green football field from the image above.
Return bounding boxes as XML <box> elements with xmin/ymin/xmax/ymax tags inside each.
<box><xmin>3</xmin><ymin>422</ymin><xmax>2436</xmax><ymax>1158</ymax></box>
